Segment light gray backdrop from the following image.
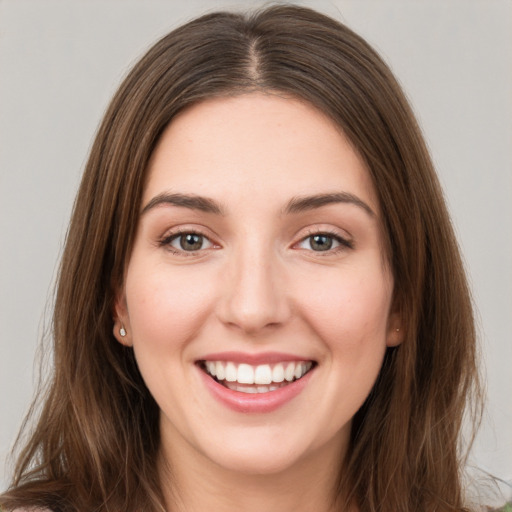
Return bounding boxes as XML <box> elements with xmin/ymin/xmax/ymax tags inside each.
<box><xmin>1</xmin><ymin>0</ymin><xmax>511</xmax><ymax>498</ymax></box>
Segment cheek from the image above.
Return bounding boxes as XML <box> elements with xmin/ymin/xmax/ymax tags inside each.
<box><xmin>124</xmin><ymin>262</ymin><xmax>218</xmax><ymax>348</ymax></box>
<box><xmin>295</xmin><ymin>264</ymin><xmax>393</xmax><ymax>351</ymax></box>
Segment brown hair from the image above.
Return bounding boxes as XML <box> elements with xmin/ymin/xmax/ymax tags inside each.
<box><xmin>1</xmin><ymin>5</ymin><xmax>481</xmax><ymax>512</ymax></box>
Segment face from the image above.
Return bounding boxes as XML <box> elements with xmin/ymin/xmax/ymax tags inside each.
<box><xmin>114</xmin><ymin>93</ymin><xmax>402</xmax><ymax>477</ymax></box>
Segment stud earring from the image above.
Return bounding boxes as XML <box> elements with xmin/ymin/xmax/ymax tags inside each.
<box><xmin>120</xmin><ymin>326</ymin><xmax>127</xmax><ymax>337</ymax></box>
<box><xmin>396</xmin><ymin>328</ymin><xmax>400</xmax><ymax>332</ymax></box>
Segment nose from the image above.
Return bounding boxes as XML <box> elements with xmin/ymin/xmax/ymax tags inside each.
<box><xmin>217</xmin><ymin>242</ymin><xmax>291</xmax><ymax>335</ymax></box>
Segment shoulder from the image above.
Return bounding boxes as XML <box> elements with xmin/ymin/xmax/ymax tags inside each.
<box><xmin>11</xmin><ymin>509</ymin><xmax>53</xmax><ymax>512</ymax></box>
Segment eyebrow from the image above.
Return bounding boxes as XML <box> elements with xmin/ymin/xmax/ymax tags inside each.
<box><xmin>284</xmin><ymin>192</ymin><xmax>375</xmax><ymax>217</ymax></box>
<box><xmin>141</xmin><ymin>192</ymin><xmax>225</xmax><ymax>216</ymax></box>
<box><xmin>141</xmin><ymin>191</ymin><xmax>375</xmax><ymax>218</ymax></box>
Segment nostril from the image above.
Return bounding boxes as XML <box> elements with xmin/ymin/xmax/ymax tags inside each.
<box><xmin>215</xmin><ymin>258</ymin><xmax>291</xmax><ymax>332</ymax></box>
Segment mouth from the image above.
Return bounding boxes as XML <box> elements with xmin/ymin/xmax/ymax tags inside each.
<box><xmin>198</xmin><ymin>360</ymin><xmax>316</xmax><ymax>394</ymax></box>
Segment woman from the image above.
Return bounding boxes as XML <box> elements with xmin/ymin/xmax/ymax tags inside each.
<box><xmin>0</xmin><ymin>5</ymin><xmax>482</xmax><ymax>512</ymax></box>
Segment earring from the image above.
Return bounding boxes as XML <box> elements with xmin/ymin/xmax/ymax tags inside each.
<box><xmin>120</xmin><ymin>326</ymin><xmax>127</xmax><ymax>337</ymax></box>
<box><xmin>396</xmin><ymin>328</ymin><xmax>400</xmax><ymax>332</ymax></box>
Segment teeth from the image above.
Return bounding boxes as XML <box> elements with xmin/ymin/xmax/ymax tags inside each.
<box><xmin>206</xmin><ymin>361</ymin><xmax>216</xmax><ymax>376</ymax></box>
<box><xmin>224</xmin><ymin>381</ymin><xmax>290</xmax><ymax>394</ymax></box>
<box><xmin>225</xmin><ymin>362</ymin><xmax>237</xmax><ymax>382</ymax></box>
<box><xmin>203</xmin><ymin>360</ymin><xmax>313</xmax><ymax>387</ymax></box>
<box><xmin>285</xmin><ymin>362</ymin><xmax>295</xmax><ymax>382</ymax></box>
<box><xmin>215</xmin><ymin>361</ymin><xmax>225</xmax><ymax>380</ymax></box>
<box><xmin>254</xmin><ymin>364</ymin><xmax>272</xmax><ymax>385</ymax></box>
<box><xmin>272</xmin><ymin>364</ymin><xmax>284</xmax><ymax>383</ymax></box>
<box><xmin>237</xmin><ymin>364</ymin><xmax>254</xmax><ymax>384</ymax></box>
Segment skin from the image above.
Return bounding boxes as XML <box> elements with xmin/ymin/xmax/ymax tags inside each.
<box><xmin>114</xmin><ymin>93</ymin><xmax>403</xmax><ymax>512</ymax></box>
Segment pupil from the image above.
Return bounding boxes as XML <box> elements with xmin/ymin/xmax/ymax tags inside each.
<box><xmin>181</xmin><ymin>234</ymin><xmax>203</xmax><ymax>250</ymax></box>
<box><xmin>311</xmin><ymin>235</ymin><xmax>332</xmax><ymax>251</ymax></box>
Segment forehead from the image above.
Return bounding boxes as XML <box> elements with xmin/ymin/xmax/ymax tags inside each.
<box><xmin>144</xmin><ymin>93</ymin><xmax>379</xmax><ymax>213</ymax></box>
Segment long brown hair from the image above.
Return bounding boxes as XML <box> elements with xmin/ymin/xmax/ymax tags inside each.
<box><xmin>1</xmin><ymin>5</ymin><xmax>481</xmax><ymax>512</ymax></box>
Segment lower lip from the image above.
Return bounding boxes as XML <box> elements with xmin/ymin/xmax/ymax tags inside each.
<box><xmin>198</xmin><ymin>366</ymin><xmax>314</xmax><ymax>413</ymax></box>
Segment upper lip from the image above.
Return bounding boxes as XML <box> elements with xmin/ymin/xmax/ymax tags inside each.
<box><xmin>198</xmin><ymin>351</ymin><xmax>316</xmax><ymax>365</ymax></box>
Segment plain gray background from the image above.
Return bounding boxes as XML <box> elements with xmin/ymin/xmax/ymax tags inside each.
<box><xmin>1</xmin><ymin>0</ymin><xmax>511</xmax><ymax>497</ymax></box>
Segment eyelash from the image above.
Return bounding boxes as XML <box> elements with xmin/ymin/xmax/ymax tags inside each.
<box><xmin>158</xmin><ymin>229</ymin><xmax>353</xmax><ymax>256</ymax></box>
<box><xmin>295</xmin><ymin>229</ymin><xmax>353</xmax><ymax>254</ymax></box>
<box><xmin>158</xmin><ymin>229</ymin><xmax>214</xmax><ymax>256</ymax></box>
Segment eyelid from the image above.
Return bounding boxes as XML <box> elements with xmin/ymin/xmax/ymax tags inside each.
<box><xmin>169</xmin><ymin>232</ymin><xmax>214</xmax><ymax>251</ymax></box>
<box><xmin>292</xmin><ymin>227</ymin><xmax>354</xmax><ymax>252</ymax></box>
<box><xmin>158</xmin><ymin>226</ymin><xmax>220</xmax><ymax>256</ymax></box>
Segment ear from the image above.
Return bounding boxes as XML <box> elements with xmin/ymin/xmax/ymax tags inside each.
<box><xmin>386</xmin><ymin>310</ymin><xmax>404</xmax><ymax>347</ymax></box>
<box><xmin>113</xmin><ymin>291</ymin><xmax>133</xmax><ymax>347</ymax></box>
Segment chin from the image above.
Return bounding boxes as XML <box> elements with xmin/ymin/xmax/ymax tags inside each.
<box><xmin>195</xmin><ymin>422</ymin><xmax>347</xmax><ymax>478</ymax></box>
<box><xmin>205</xmin><ymin>444</ymin><xmax>306</xmax><ymax>476</ymax></box>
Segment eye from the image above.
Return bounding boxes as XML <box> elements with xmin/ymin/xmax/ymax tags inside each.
<box><xmin>297</xmin><ymin>233</ymin><xmax>351</xmax><ymax>252</ymax></box>
<box><xmin>164</xmin><ymin>232</ymin><xmax>214</xmax><ymax>252</ymax></box>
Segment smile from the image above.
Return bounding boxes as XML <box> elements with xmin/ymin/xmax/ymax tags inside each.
<box><xmin>199</xmin><ymin>360</ymin><xmax>314</xmax><ymax>394</ymax></box>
